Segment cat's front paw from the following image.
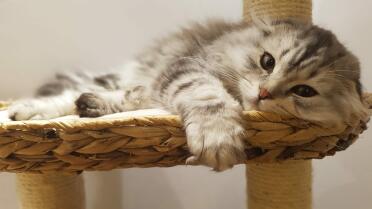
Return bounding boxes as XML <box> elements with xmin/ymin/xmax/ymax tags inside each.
<box><xmin>185</xmin><ymin>118</ymin><xmax>247</xmax><ymax>171</ymax></box>
<box><xmin>75</xmin><ymin>93</ymin><xmax>108</xmax><ymax>117</ymax></box>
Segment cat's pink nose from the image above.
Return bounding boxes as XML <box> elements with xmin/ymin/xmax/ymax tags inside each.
<box><xmin>259</xmin><ymin>88</ymin><xmax>272</xmax><ymax>100</ymax></box>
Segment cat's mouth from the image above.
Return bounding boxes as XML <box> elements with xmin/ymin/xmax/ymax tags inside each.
<box><xmin>254</xmin><ymin>99</ymin><xmax>278</xmax><ymax>113</ymax></box>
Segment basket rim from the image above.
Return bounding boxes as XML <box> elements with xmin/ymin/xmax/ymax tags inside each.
<box><xmin>0</xmin><ymin>93</ymin><xmax>369</xmax><ymax>173</ymax></box>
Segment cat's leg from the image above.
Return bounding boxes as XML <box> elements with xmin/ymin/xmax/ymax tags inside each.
<box><xmin>8</xmin><ymin>72</ymin><xmax>96</xmax><ymax>121</ymax></box>
<box><xmin>8</xmin><ymin>90</ymin><xmax>80</xmax><ymax>120</ymax></box>
<box><xmin>158</xmin><ymin>61</ymin><xmax>247</xmax><ymax>171</ymax></box>
<box><xmin>74</xmin><ymin>62</ymin><xmax>153</xmax><ymax>117</ymax></box>
<box><xmin>9</xmin><ymin>85</ymin><xmax>149</xmax><ymax>120</ymax></box>
<box><xmin>75</xmin><ymin>85</ymin><xmax>149</xmax><ymax>117</ymax></box>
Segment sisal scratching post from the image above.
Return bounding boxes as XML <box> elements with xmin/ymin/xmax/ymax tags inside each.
<box><xmin>246</xmin><ymin>161</ymin><xmax>312</xmax><ymax>209</ymax></box>
<box><xmin>243</xmin><ymin>0</ymin><xmax>312</xmax><ymax>23</ymax></box>
<box><xmin>16</xmin><ymin>173</ymin><xmax>85</xmax><ymax>209</ymax></box>
<box><xmin>243</xmin><ymin>0</ymin><xmax>313</xmax><ymax>209</ymax></box>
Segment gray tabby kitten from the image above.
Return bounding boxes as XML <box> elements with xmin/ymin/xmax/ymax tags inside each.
<box><xmin>8</xmin><ymin>19</ymin><xmax>367</xmax><ymax>171</ymax></box>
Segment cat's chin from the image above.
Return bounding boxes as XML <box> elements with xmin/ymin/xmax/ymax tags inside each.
<box><xmin>242</xmin><ymin>98</ymin><xmax>260</xmax><ymax>111</ymax></box>
<box><xmin>242</xmin><ymin>102</ymin><xmax>259</xmax><ymax>111</ymax></box>
<box><xmin>243</xmin><ymin>99</ymin><xmax>278</xmax><ymax>113</ymax></box>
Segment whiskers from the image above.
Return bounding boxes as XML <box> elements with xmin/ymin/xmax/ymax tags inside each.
<box><xmin>323</xmin><ymin>68</ymin><xmax>359</xmax><ymax>81</ymax></box>
<box><xmin>206</xmin><ymin>53</ymin><xmax>254</xmax><ymax>85</ymax></box>
<box><xmin>275</xmin><ymin>103</ymin><xmax>298</xmax><ymax>118</ymax></box>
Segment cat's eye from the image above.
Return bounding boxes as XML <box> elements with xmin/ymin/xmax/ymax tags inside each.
<box><xmin>260</xmin><ymin>52</ymin><xmax>275</xmax><ymax>72</ymax></box>
<box><xmin>290</xmin><ymin>85</ymin><xmax>318</xmax><ymax>97</ymax></box>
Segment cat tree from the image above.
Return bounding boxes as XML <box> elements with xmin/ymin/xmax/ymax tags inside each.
<box><xmin>0</xmin><ymin>0</ymin><xmax>370</xmax><ymax>209</ymax></box>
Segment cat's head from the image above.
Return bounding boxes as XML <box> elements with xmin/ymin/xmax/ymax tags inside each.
<box><xmin>214</xmin><ymin>19</ymin><xmax>367</xmax><ymax>126</ymax></box>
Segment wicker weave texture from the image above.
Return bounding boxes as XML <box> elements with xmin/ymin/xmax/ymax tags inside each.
<box><xmin>0</xmin><ymin>94</ymin><xmax>370</xmax><ymax>173</ymax></box>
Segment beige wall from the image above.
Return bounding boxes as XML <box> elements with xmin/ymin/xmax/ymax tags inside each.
<box><xmin>0</xmin><ymin>0</ymin><xmax>371</xmax><ymax>208</ymax></box>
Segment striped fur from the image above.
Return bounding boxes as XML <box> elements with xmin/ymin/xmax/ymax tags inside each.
<box><xmin>8</xmin><ymin>19</ymin><xmax>367</xmax><ymax>171</ymax></box>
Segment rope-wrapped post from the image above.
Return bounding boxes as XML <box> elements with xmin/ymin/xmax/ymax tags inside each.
<box><xmin>246</xmin><ymin>161</ymin><xmax>312</xmax><ymax>209</ymax></box>
<box><xmin>16</xmin><ymin>173</ymin><xmax>85</xmax><ymax>209</ymax></box>
<box><xmin>243</xmin><ymin>0</ymin><xmax>313</xmax><ymax>209</ymax></box>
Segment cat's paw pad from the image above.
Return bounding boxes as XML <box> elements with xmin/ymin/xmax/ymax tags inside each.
<box><xmin>75</xmin><ymin>93</ymin><xmax>108</xmax><ymax>117</ymax></box>
<box><xmin>8</xmin><ymin>101</ymin><xmax>43</xmax><ymax>121</ymax></box>
<box><xmin>186</xmin><ymin>121</ymin><xmax>247</xmax><ymax>171</ymax></box>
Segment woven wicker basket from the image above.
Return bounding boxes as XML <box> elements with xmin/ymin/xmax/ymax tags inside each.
<box><xmin>2</xmin><ymin>1</ymin><xmax>372</xmax><ymax>209</ymax></box>
<box><xmin>0</xmin><ymin>93</ymin><xmax>371</xmax><ymax>173</ymax></box>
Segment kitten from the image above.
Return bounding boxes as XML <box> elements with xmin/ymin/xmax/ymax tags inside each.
<box><xmin>8</xmin><ymin>19</ymin><xmax>367</xmax><ymax>171</ymax></box>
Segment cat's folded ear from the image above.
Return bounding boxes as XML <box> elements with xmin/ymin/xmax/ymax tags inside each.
<box><xmin>249</xmin><ymin>13</ymin><xmax>312</xmax><ymax>33</ymax></box>
<box><xmin>249</xmin><ymin>15</ymin><xmax>273</xmax><ymax>33</ymax></box>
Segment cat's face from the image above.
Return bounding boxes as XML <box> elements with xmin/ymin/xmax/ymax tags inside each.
<box><xmin>227</xmin><ymin>20</ymin><xmax>367</xmax><ymax>126</ymax></box>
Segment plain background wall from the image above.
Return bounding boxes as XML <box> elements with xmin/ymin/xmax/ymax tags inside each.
<box><xmin>0</xmin><ymin>0</ymin><xmax>371</xmax><ymax>208</ymax></box>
